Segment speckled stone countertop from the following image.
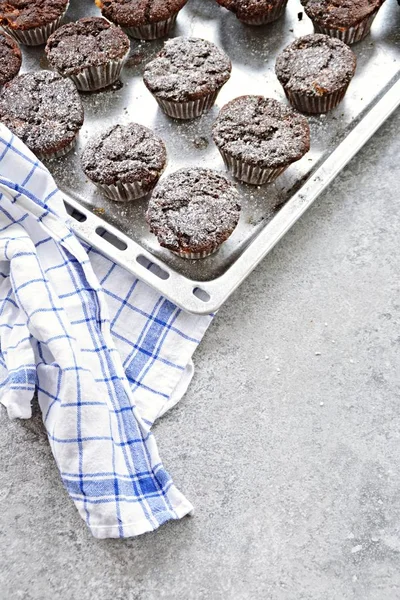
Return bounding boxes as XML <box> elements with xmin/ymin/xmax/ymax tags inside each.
<box><xmin>1</xmin><ymin>110</ymin><xmax>400</xmax><ymax>600</ymax></box>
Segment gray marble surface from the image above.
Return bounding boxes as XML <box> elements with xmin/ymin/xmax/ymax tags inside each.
<box><xmin>1</xmin><ymin>109</ymin><xmax>400</xmax><ymax>600</ymax></box>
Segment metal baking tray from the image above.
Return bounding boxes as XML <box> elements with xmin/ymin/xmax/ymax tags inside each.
<box><xmin>18</xmin><ymin>0</ymin><xmax>400</xmax><ymax>314</ymax></box>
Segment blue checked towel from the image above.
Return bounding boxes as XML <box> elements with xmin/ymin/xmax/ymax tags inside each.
<box><xmin>0</xmin><ymin>124</ymin><xmax>212</xmax><ymax>539</ymax></box>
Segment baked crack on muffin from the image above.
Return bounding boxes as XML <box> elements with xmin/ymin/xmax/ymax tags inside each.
<box><xmin>301</xmin><ymin>0</ymin><xmax>387</xmax><ymax>44</ymax></box>
<box><xmin>215</xmin><ymin>0</ymin><xmax>288</xmax><ymax>25</ymax></box>
<box><xmin>276</xmin><ymin>34</ymin><xmax>357</xmax><ymax>113</ymax></box>
<box><xmin>81</xmin><ymin>123</ymin><xmax>167</xmax><ymax>202</ymax></box>
<box><xmin>46</xmin><ymin>17</ymin><xmax>130</xmax><ymax>91</ymax></box>
<box><xmin>0</xmin><ymin>0</ymin><xmax>69</xmax><ymax>46</ymax></box>
<box><xmin>213</xmin><ymin>96</ymin><xmax>310</xmax><ymax>184</ymax></box>
<box><xmin>146</xmin><ymin>168</ymin><xmax>241</xmax><ymax>259</ymax></box>
<box><xmin>95</xmin><ymin>0</ymin><xmax>188</xmax><ymax>40</ymax></box>
<box><xmin>0</xmin><ymin>70</ymin><xmax>84</xmax><ymax>159</ymax></box>
<box><xmin>143</xmin><ymin>37</ymin><xmax>232</xmax><ymax>119</ymax></box>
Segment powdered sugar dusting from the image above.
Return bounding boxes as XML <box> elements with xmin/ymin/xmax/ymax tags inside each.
<box><xmin>213</xmin><ymin>96</ymin><xmax>310</xmax><ymax>168</ymax></box>
<box><xmin>275</xmin><ymin>34</ymin><xmax>356</xmax><ymax>95</ymax></box>
<box><xmin>0</xmin><ymin>70</ymin><xmax>83</xmax><ymax>155</ymax></box>
<box><xmin>143</xmin><ymin>37</ymin><xmax>231</xmax><ymax>102</ymax></box>
<box><xmin>81</xmin><ymin>123</ymin><xmax>166</xmax><ymax>188</ymax></box>
<box><xmin>147</xmin><ymin>168</ymin><xmax>241</xmax><ymax>252</ymax></box>
<box><xmin>46</xmin><ymin>17</ymin><xmax>130</xmax><ymax>77</ymax></box>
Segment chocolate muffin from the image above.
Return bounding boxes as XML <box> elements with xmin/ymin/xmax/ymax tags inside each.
<box><xmin>0</xmin><ymin>31</ymin><xmax>21</xmax><ymax>86</ymax></box>
<box><xmin>143</xmin><ymin>37</ymin><xmax>232</xmax><ymax>120</ymax></box>
<box><xmin>0</xmin><ymin>70</ymin><xmax>84</xmax><ymax>160</ymax></box>
<box><xmin>212</xmin><ymin>96</ymin><xmax>310</xmax><ymax>185</ymax></box>
<box><xmin>146</xmin><ymin>168</ymin><xmax>241</xmax><ymax>259</ymax></box>
<box><xmin>0</xmin><ymin>0</ymin><xmax>69</xmax><ymax>46</ymax></box>
<box><xmin>276</xmin><ymin>34</ymin><xmax>357</xmax><ymax>114</ymax></box>
<box><xmin>94</xmin><ymin>0</ymin><xmax>188</xmax><ymax>40</ymax></box>
<box><xmin>46</xmin><ymin>17</ymin><xmax>130</xmax><ymax>92</ymax></box>
<box><xmin>215</xmin><ymin>0</ymin><xmax>288</xmax><ymax>25</ymax></box>
<box><xmin>81</xmin><ymin>123</ymin><xmax>167</xmax><ymax>202</ymax></box>
<box><xmin>301</xmin><ymin>0</ymin><xmax>387</xmax><ymax>44</ymax></box>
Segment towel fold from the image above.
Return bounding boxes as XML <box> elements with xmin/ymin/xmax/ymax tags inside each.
<box><xmin>0</xmin><ymin>125</ymin><xmax>212</xmax><ymax>538</ymax></box>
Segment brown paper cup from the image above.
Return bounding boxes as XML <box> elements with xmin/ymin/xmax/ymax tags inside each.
<box><xmin>67</xmin><ymin>50</ymin><xmax>129</xmax><ymax>92</ymax></box>
<box><xmin>283</xmin><ymin>83</ymin><xmax>350</xmax><ymax>114</ymax></box>
<box><xmin>93</xmin><ymin>180</ymin><xmax>155</xmax><ymax>202</ymax></box>
<box><xmin>3</xmin><ymin>3</ymin><xmax>69</xmax><ymax>46</ymax></box>
<box><xmin>122</xmin><ymin>14</ymin><xmax>177</xmax><ymax>40</ymax></box>
<box><xmin>313</xmin><ymin>9</ymin><xmax>379</xmax><ymax>44</ymax></box>
<box><xmin>218</xmin><ymin>149</ymin><xmax>287</xmax><ymax>185</ymax></box>
<box><xmin>154</xmin><ymin>90</ymin><xmax>220</xmax><ymax>120</ymax></box>
<box><xmin>172</xmin><ymin>244</ymin><xmax>221</xmax><ymax>260</ymax></box>
<box><xmin>38</xmin><ymin>134</ymin><xmax>78</xmax><ymax>161</ymax></box>
<box><xmin>239</xmin><ymin>0</ymin><xmax>288</xmax><ymax>25</ymax></box>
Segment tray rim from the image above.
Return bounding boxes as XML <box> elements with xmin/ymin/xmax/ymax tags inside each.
<box><xmin>64</xmin><ymin>73</ymin><xmax>400</xmax><ymax>315</ymax></box>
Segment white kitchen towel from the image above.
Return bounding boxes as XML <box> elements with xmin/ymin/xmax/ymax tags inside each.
<box><xmin>0</xmin><ymin>124</ymin><xmax>213</xmax><ymax>538</ymax></box>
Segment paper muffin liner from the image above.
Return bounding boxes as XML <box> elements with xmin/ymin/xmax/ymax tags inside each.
<box><xmin>171</xmin><ymin>244</ymin><xmax>221</xmax><ymax>260</ymax></box>
<box><xmin>122</xmin><ymin>13</ymin><xmax>178</xmax><ymax>40</ymax></box>
<box><xmin>37</xmin><ymin>134</ymin><xmax>78</xmax><ymax>161</ymax></box>
<box><xmin>218</xmin><ymin>149</ymin><xmax>287</xmax><ymax>185</ymax></box>
<box><xmin>3</xmin><ymin>3</ymin><xmax>69</xmax><ymax>46</ymax></box>
<box><xmin>239</xmin><ymin>0</ymin><xmax>288</xmax><ymax>25</ymax></box>
<box><xmin>154</xmin><ymin>89</ymin><xmax>220</xmax><ymax>120</ymax></box>
<box><xmin>93</xmin><ymin>180</ymin><xmax>154</xmax><ymax>202</ymax></box>
<box><xmin>313</xmin><ymin>9</ymin><xmax>379</xmax><ymax>45</ymax></box>
<box><xmin>283</xmin><ymin>83</ymin><xmax>350</xmax><ymax>114</ymax></box>
<box><xmin>67</xmin><ymin>50</ymin><xmax>130</xmax><ymax>92</ymax></box>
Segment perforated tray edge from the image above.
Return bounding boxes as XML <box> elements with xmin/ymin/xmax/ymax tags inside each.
<box><xmin>65</xmin><ymin>75</ymin><xmax>400</xmax><ymax>315</ymax></box>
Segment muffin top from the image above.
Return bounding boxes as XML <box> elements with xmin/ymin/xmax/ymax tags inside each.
<box><xmin>0</xmin><ymin>0</ymin><xmax>69</xmax><ymax>31</ymax></box>
<box><xmin>95</xmin><ymin>0</ymin><xmax>188</xmax><ymax>28</ymax></box>
<box><xmin>212</xmin><ymin>96</ymin><xmax>310</xmax><ymax>169</ymax></box>
<box><xmin>0</xmin><ymin>70</ymin><xmax>84</xmax><ymax>155</ymax></box>
<box><xmin>216</xmin><ymin>0</ymin><xmax>284</xmax><ymax>20</ymax></box>
<box><xmin>81</xmin><ymin>123</ymin><xmax>167</xmax><ymax>187</ymax></box>
<box><xmin>301</xmin><ymin>0</ymin><xmax>386</xmax><ymax>28</ymax></box>
<box><xmin>46</xmin><ymin>17</ymin><xmax>130</xmax><ymax>77</ymax></box>
<box><xmin>146</xmin><ymin>168</ymin><xmax>241</xmax><ymax>253</ymax></box>
<box><xmin>276</xmin><ymin>34</ymin><xmax>357</xmax><ymax>96</ymax></box>
<box><xmin>0</xmin><ymin>31</ymin><xmax>21</xmax><ymax>85</ymax></box>
<box><xmin>143</xmin><ymin>37</ymin><xmax>232</xmax><ymax>102</ymax></box>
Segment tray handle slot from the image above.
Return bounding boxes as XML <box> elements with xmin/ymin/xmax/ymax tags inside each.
<box><xmin>193</xmin><ymin>287</ymin><xmax>210</xmax><ymax>303</ymax></box>
<box><xmin>136</xmin><ymin>254</ymin><xmax>170</xmax><ymax>281</ymax></box>
<box><xmin>95</xmin><ymin>226</ymin><xmax>128</xmax><ymax>251</ymax></box>
<box><xmin>64</xmin><ymin>201</ymin><xmax>87</xmax><ymax>223</ymax></box>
